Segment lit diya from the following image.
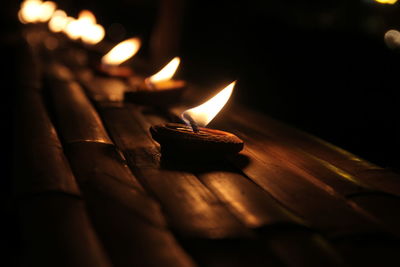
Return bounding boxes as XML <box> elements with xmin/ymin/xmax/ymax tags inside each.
<box><xmin>96</xmin><ymin>37</ymin><xmax>141</xmax><ymax>78</ymax></box>
<box><xmin>125</xmin><ymin>57</ymin><xmax>186</xmax><ymax>106</ymax></box>
<box><xmin>150</xmin><ymin>81</ymin><xmax>243</xmax><ymax>160</ymax></box>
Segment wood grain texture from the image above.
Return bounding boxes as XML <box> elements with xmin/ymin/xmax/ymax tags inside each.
<box><xmin>77</xmin><ymin>179</ymin><xmax>196</xmax><ymax>267</ymax></box>
<box><xmin>141</xmin><ymin>108</ymin><xmax>347</xmax><ymax>267</ymax></box>
<box><xmin>99</xmin><ymin>106</ymin><xmax>250</xmax><ymax>239</ymax></box>
<box><xmin>228</xmin><ymin>106</ymin><xmax>400</xmax><ymax>197</ymax></box>
<box><xmin>230</xmin><ymin>148</ymin><xmax>386</xmax><ymax>238</ymax></box>
<box><xmin>14</xmin><ymin>91</ymin><xmax>80</xmax><ymax>196</ymax></box>
<box><xmin>210</xmin><ymin>119</ymin><xmax>400</xmax><ymax>237</ymax></box>
<box><xmin>61</xmin><ymin>141</ymin><xmax>195</xmax><ymax>266</ymax></box>
<box><xmin>46</xmin><ymin>78</ymin><xmax>112</xmax><ymax>144</ymax></box>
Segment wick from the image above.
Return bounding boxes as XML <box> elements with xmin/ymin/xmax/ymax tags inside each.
<box><xmin>183</xmin><ymin>113</ymin><xmax>199</xmax><ymax>133</ymax></box>
<box><xmin>144</xmin><ymin>78</ymin><xmax>156</xmax><ymax>91</ymax></box>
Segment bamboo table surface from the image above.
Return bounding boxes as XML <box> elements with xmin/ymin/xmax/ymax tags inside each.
<box><xmin>14</xmin><ymin>38</ymin><xmax>400</xmax><ymax>267</ymax></box>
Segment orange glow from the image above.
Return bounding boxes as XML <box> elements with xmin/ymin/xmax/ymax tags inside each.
<box><xmin>48</xmin><ymin>9</ymin><xmax>68</xmax><ymax>32</ymax></box>
<box><xmin>62</xmin><ymin>9</ymin><xmax>104</xmax><ymax>44</ymax></box>
<box><xmin>81</xmin><ymin>24</ymin><xmax>105</xmax><ymax>44</ymax></box>
<box><xmin>75</xmin><ymin>10</ymin><xmax>104</xmax><ymax>44</ymax></box>
<box><xmin>64</xmin><ymin>18</ymin><xmax>81</xmax><ymax>40</ymax></box>
<box><xmin>101</xmin><ymin>38</ymin><xmax>141</xmax><ymax>66</ymax></box>
<box><xmin>374</xmin><ymin>0</ymin><xmax>397</xmax><ymax>4</ymax></box>
<box><xmin>182</xmin><ymin>81</ymin><xmax>236</xmax><ymax>127</ymax></box>
<box><xmin>38</xmin><ymin>1</ymin><xmax>56</xmax><ymax>22</ymax></box>
<box><xmin>78</xmin><ymin>10</ymin><xmax>96</xmax><ymax>24</ymax></box>
<box><xmin>148</xmin><ymin>57</ymin><xmax>180</xmax><ymax>83</ymax></box>
<box><xmin>18</xmin><ymin>0</ymin><xmax>56</xmax><ymax>24</ymax></box>
<box><xmin>18</xmin><ymin>0</ymin><xmax>44</xmax><ymax>23</ymax></box>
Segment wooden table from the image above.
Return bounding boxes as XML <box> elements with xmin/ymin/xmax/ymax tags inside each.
<box><xmin>14</xmin><ymin>37</ymin><xmax>400</xmax><ymax>267</ymax></box>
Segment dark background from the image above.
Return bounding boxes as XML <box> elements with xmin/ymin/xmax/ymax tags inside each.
<box><xmin>4</xmin><ymin>0</ymin><xmax>400</xmax><ymax>170</ymax></box>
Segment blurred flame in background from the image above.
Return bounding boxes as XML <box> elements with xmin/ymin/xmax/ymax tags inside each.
<box><xmin>63</xmin><ymin>10</ymin><xmax>105</xmax><ymax>44</ymax></box>
<box><xmin>374</xmin><ymin>0</ymin><xmax>398</xmax><ymax>4</ymax></box>
<box><xmin>18</xmin><ymin>1</ymin><xmax>105</xmax><ymax>45</ymax></box>
<box><xmin>148</xmin><ymin>57</ymin><xmax>181</xmax><ymax>83</ymax></box>
<box><xmin>101</xmin><ymin>38</ymin><xmax>142</xmax><ymax>66</ymax></box>
<box><xmin>48</xmin><ymin>10</ymin><xmax>68</xmax><ymax>32</ymax></box>
<box><xmin>18</xmin><ymin>0</ymin><xmax>56</xmax><ymax>24</ymax></box>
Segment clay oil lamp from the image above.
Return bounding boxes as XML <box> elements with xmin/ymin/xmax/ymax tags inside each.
<box><xmin>97</xmin><ymin>37</ymin><xmax>141</xmax><ymax>78</ymax></box>
<box><xmin>150</xmin><ymin>81</ymin><xmax>243</xmax><ymax>161</ymax></box>
<box><xmin>125</xmin><ymin>57</ymin><xmax>186</xmax><ymax>106</ymax></box>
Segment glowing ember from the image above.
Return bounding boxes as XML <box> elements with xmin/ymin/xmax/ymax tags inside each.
<box><xmin>101</xmin><ymin>38</ymin><xmax>141</xmax><ymax>66</ymax></box>
<box><xmin>182</xmin><ymin>81</ymin><xmax>236</xmax><ymax>127</ymax></box>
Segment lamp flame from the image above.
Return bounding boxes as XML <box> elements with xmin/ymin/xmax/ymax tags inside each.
<box><xmin>61</xmin><ymin>9</ymin><xmax>104</xmax><ymax>44</ymax></box>
<box><xmin>182</xmin><ymin>81</ymin><xmax>236</xmax><ymax>127</ymax></box>
<box><xmin>374</xmin><ymin>0</ymin><xmax>397</xmax><ymax>4</ymax></box>
<box><xmin>64</xmin><ymin>18</ymin><xmax>81</xmax><ymax>40</ymax></box>
<box><xmin>48</xmin><ymin>10</ymin><xmax>68</xmax><ymax>32</ymax></box>
<box><xmin>78</xmin><ymin>10</ymin><xmax>96</xmax><ymax>24</ymax></box>
<box><xmin>101</xmin><ymin>38</ymin><xmax>141</xmax><ymax>66</ymax></box>
<box><xmin>148</xmin><ymin>57</ymin><xmax>180</xmax><ymax>83</ymax></box>
<box><xmin>81</xmin><ymin>24</ymin><xmax>105</xmax><ymax>45</ymax></box>
<box><xmin>18</xmin><ymin>0</ymin><xmax>56</xmax><ymax>24</ymax></box>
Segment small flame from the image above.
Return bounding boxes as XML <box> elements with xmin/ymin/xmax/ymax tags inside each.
<box><xmin>19</xmin><ymin>0</ymin><xmax>56</xmax><ymax>24</ymax></box>
<box><xmin>38</xmin><ymin>1</ymin><xmax>56</xmax><ymax>22</ymax></box>
<box><xmin>374</xmin><ymin>0</ymin><xmax>397</xmax><ymax>4</ymax></box>
<box><xmin>149</xmin><ymin>57</ymin><xmax>180</xmax><ymax>83</ymax></box>
<box><xmin>182</xmin><ymin>81</ymin><xmax>236</xmax><ymax>127</ymax></box>
<box><xmin>81</xmin><ymin>24</ymin><xmax>105</xmax><ymax>45</ymax></box>
<box><xmin>61</xmin><ymin>9</ymin><xmax>104</xmax><ymax>44</ymax></box>
<box><xmin>101</xmin><ymin>38</ymin><xmax>141</xmax><ymax>66</ymax></box>
<box><xmin>76</xmin><ymin>10</ymin><xmax>104</xmax><ymax>44</ymax></box>
<box><xmin>78</xmin><ymin>10</ymin><xmax>96</xmax><ymax>24</ymax></box>
<box><xmin>48</xmin><ymin>9</ymin><xmax>68</xmax><ymax>32</ymax></box>
<box><xmin>64</xmin><ymin>18</ymin><xmax>81</xmax><ymax>40</ymax></box>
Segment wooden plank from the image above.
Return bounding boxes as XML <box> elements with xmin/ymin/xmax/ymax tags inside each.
<box><xmin>17</xmin><ymin>194</ymin><xmax>112</xmax><ymax>267</ymax></box>
<box><xmin>228</xmin><ymin>106</ymin><xmax>400</xmax><ymax>196</ymax></box>
<box><xmin>65</xmin><ymin>142</ymin><xmax>158</xmax><ymax>224</ymax></box>
<box><xmin>46</xmin><ymin>78</ymin><xmax>112</xmax><ymax>144</ymax></box>
<box><xmin>264</xmin><ymin>228</ymin><xmax>346</xmax><ymax>267</ymax></box>
<box><xmin>77</xmin><ymin>71</ymin><xmax>127</xmax><ymax>103</ymax></box>
<box><xmin>140</xmin><ymin>108</ymin><xmax>347</xmax><ymax>267</ymax></box>
<box><xmin>229</xmin><ymin>148</ymin><xmax>387</xmax><ymax>238</ymax></box>
<box><xmin>178</xmin><ymin>239</ymin><xmax>283</xmax><ymax>267</ymax></box>
<box><xmin>99</xmin><ymin>106</ymin><xmax>250</xmax><ymax>239</ymax></box>
<box><xmin>170</xmin><ymin>103</ymin><xmax>400</xmax><ymax>238</ymax></box>
<box><xmin>62</xmin><ymin>142</ymin><xmax>195</xmax><ymax>266</ymax></box>
<box><xmin>219</xmin><ymin>121</ymin><xmax>373</xmax><ymax>197</ymax></box>
<box><xmin>186</xmin><ymin>168</ymin><xmax>347</xmax><ymax>267</ymax></box>
<box><xmin>14</xmin><ymin>91</ymin><xmax>80</xmax><ymax>196</ymax></box>
<box><xmin>197</xmin><ymin>167</ymin><xmax>304</xmax><ymax>228</ymax></box>
<box><xmin>167</xmin><ymin>106</ymin><xmax>398</xmax><ymax>238</ymax></box>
